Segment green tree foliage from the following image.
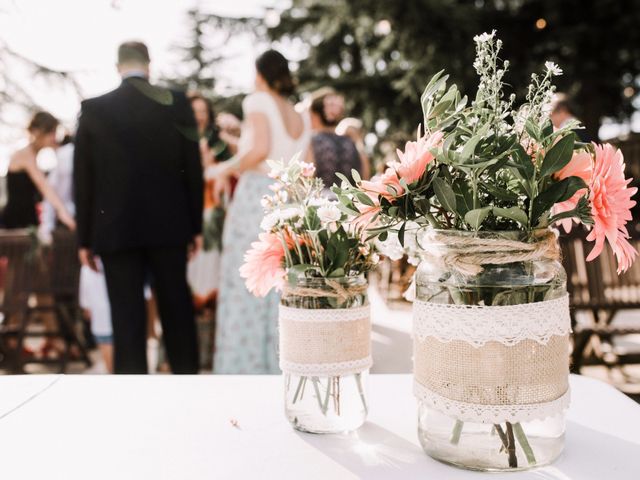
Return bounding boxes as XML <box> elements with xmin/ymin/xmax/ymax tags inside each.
<box><xmin>266</xmin><ymin>0</ymin><xmax>640</xmax><ymax>141</ymax></box>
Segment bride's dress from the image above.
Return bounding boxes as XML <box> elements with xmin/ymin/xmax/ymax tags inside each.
<box><xmin>214</xmin><ymin>92</ymin><xmax>310</xmax><ymax>374</ymax></box>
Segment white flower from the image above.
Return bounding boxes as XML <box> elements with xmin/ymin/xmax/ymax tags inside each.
<box><xmin>278</xmin><ymin>207</ymin><xmax>302</xmax><ymax>222</ymax></box>
<box><xmin>260</xmin><ymin>195</ymin><xmax>273</xmax><ymax>209</ymax></box>
<box><xmin>307</xmin><ymin>197</ymin><xmax>329</xmax><ymax>208</ymax></box>
<box><xmin>544</xmin><ymin>61</ymin><xmax>563</xmax><ymax>76</ymax></box>
<box><xmin>260</xmin><ymin>212</ymin><xmax>279</xmax><ymax>230</ymax></box>
<box><xmin>317</xmin><ymin>203</ymin><xmax>342</xmax><ymax>224</ymax></box>
<box><xmin>473</xmin><ymin>31</ymin><xmax>495</xmax><ymax>43</ymax></box>
<box><xmin>358</xmin><ymin>244</ymin><xmax>371</xmax><ymax>256</ymax></box>
<box><xmin>371</xmin><ymin>253</ymin><xmax>380</xmax><ymax>264</ymax></box>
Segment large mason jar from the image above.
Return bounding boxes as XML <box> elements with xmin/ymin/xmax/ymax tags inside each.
<box><xmin>413</xmin><ymin>228</ymin><xmax>570</xmax><ymax>471</ymax></box>
<box><xmin>279</xmin><ymin>275</ymin><xmax>371</xmax><ymax>433</ymax></box>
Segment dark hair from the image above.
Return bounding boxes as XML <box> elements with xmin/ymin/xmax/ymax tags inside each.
<box><xmin>118</xmin><ymin>41</ymin><xmax>150</xmax><ymax>65</ymax></box>
<box><xmin>188</xmin><ymin>93</ymin><xmax>215</xmax><ymax>128</ymax></box>
<box><xmin>309</xmin><ymin>87</ymin><xmax>343</xmax><ymax>127</ymax></box>
<box><xmin>28</xmin><ymin>111</ymin><xmax>59</xmax><ymax>134</ymax></box>
<box><xmin>255</xmin><ymin>49</ymin><xmax>295</xmax><ymax>96</ymax></box>
<box><xmin>551</xmin><ymin>93</ymin><xmax>576</xmax><ymax>116</ymax></box>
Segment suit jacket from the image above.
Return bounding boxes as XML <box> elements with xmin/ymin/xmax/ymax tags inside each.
<box><xmin>74</xmin><ymin>78</ymin><xmax>203</xmax><ymax>254</ymax></box>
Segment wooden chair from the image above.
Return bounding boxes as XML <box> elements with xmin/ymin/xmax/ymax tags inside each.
<box><xmin>560</xmin><ymin>223</ymin><xmax>640</xmax><ymax>373</ymax></box>
<box><xmin>0</xmin><ymin>229</ymin><xmax>92</xmax><ymax>373</ymax></box>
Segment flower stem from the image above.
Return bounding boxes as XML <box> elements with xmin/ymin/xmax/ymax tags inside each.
<box><xmin>506</xmin><ymin>422</ymin><xmax>518</xmax><ymax>468</ymax></box>
<box><xmin>355</xmin><ymin>373</ymin><xmax>368</xmax><ymax>415</ymax></box>
<box><xmin>310</xmin><ymin>377</ymin><xmax>326</xmax><ymax>415</ymax></box>
<box><xmin>292</xmin><ymin>376</ymin><xmax>306</xmax><ymax>404</ymax></box>
<box><xmin>514</xmin><ymin>422</ymin><xmax>537</xmax><ymax>466</ymax></box>
<box><xmin>450</xmin><ymin>420</ymin><xmax>464</xmax><ymax>445</ymax></box>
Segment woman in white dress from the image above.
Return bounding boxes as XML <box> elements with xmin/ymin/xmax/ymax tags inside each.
<box><xmin>212</xmin><ymin>50</ymin><xmax>311</xmax><ymax>373</ymax></box>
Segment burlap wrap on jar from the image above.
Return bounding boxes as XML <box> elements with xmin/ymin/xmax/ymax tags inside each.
<box><xmin>413</xmin><ymin>295</ymin><xmax>571</xmax><ymax>424</ymax></box>
<box><xmin>279</xmin><ymin>305</ymin><xmax>372</xmax><ymax>377</ymax></box>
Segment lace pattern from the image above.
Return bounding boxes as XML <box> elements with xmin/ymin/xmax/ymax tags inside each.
<box><xmin>280</xmin><ymin>356</ymin><xmax>372</xmax><ymax>377</ymax></box>
<box><xmin>414</xmin><ymin>381</ymin><xmax>571</xmax><ymax>424</ymax></box>
<box><xmin>413</xmin><ymin>294</ymin><xmax>571</xmax><ymax>347</ymax></box>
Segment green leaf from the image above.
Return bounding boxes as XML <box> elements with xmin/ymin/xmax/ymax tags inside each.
<box><xmin>492</xmin><ymin>207</ymin><xmax>528</xmax><ymax>226</ymax></box>
<box><xmin>539</xmin><ymin>134</ymin><xmax>575</xmax><ymax>178</ymax></box>
<box><xmin>351</xmin><ymin>168</ymin><xmax>361</xmax><ymax>184</ymax></box>
<box><xmin>511</xmin><ymin>143</ymin><xmax>534</xmax><ymax>179</ymax></box>
<box><xmin>355</xmin><ymin>191</ymin><xmax>375</xmax><ymax>207</ymax></box>
<box><xmin>531</xmin><ymin>176</ymin><xmax>588</xmax><ymax>225</ymax></box>
<box><xmin>432</xmin><ymin>177</ymin><xmax>457</xmax><ymax>214</ymax></box>
<box><xmin>287</xmin><ymin>264</ymin><xmax>315</xmax><ymax>284</ymax></box>
<box><xmin>525</xmin><ymin>119</ymin><xmax>540</xmax><ymax>141</ymax></box>
<box><xmin>465</xmin><ymin>207</ymin><xmax>492</xmax><ymax>230</ymax></box>
<box><xmin>335</xmin><ymin>172</ymin><xmax>353</xmax><ymax>187</ymax></box>
<box><xmin>398</xmin><ymin>222</ymin><xmax>406</xmax><ymax>247</ymax></box>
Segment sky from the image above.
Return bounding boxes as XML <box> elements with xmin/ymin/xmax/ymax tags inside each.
<box><xmin>0</xmin><ymin>0</ymin><xmax>281</xmax><ymax>133</ymax></box>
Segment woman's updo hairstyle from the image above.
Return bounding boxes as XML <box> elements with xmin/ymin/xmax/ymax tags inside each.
<box><xmin>255</xmin><ymin>49</ymin><xmax>296</xmax><ymax>97</ymax></box>
<box><xmin>28</xmin><ymin>111</ymin><xmax>59</xmax><ymax>134</ymax></box>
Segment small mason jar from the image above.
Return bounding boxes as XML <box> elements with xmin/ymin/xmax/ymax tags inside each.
<box><xmin>414</xmin><ymin>229</ymin><xmax>568</xmax><ymax>471</ymax></box>
<box><xmin>280</xmin><ymin>275</ymin><xmax>370</xmax><ymax>434</ymax></box>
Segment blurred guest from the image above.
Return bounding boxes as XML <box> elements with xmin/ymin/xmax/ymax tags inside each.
<box><xmin>336</xmin><ymin>116</ymin><xmax>370</xmax><ymax>178</ymax></box>
<box><xmin>212</xmin><ymin>49</ymin><xmax>310</xmax><ymax>374</ymax></box>
<box><xmin>187</xmin><ymin>93</ymin><xmax>230</xmax><ymax>310</ymax></box>
<box><xmin>189</xmin><ymin>93</ymin><xmax>231</xmax><ymax>168</ymax></box>
<box><xmin>40</xmin><ymin>136</ymin><xmax>114</xmax><ymax>373</ymax></box>
<box><xmin>74</xmin><ymin>41</ymin><xmax>203</xmax><ymax>374</ymax></box>
<box><xmin>307</xmin><ymin>89</ymin><xmax>369</xmax><ymax>189</ymax></box>
<box><xmin>216</xmin><ymin>112</ymin><xmax>241</xmax><ymax>155</ymax></box>
<box><xmin>550</xmin><ymin>93</ymin><xmax>592</xmax><ymax>142</ymax></box>
<box><xmin>4</xmin><ymin>112</ymin><xmax>75</xmax><ymax>230</ymax></box>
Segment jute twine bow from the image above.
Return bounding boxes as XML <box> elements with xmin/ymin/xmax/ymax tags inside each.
<box><xmin>282</xmin><ymin>280</ymin><xmax>368</xmax><ymax>302</ymax></box>
<box><xmin>421</xmin><ymin>229</ymin><xmax>560</xmax><ymax>277</ymax></box>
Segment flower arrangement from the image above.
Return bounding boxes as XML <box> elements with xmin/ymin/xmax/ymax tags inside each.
<box><xmin>332</xmin><ymin>30</ymin><xmax>637</xmax><ymax>470</ymax></box>
<box><xmin>240</xmin><ymin>154</ymin><xmax>378</xmax><ymax>298</ymax></box>
<box><xmin>334</xmin><ymin>30</ymin><xmax>637</xmax><ymax>273</ymax></box>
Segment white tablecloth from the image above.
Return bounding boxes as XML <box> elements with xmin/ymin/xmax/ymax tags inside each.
<box><xmin>0</xmin><ymin>374</ymin><xmax>638</xmax><ymax>479</ymax></box>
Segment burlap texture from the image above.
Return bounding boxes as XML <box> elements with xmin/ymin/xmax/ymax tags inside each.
<box><xmin>414</xmin><ymin>335</ymin><xmax>569</xmax><ymax>406</ymax></box>
<box><xmin>279</xmin><ymin>307</ymin><xmax>371</xmax><ymax>366</ymax></box>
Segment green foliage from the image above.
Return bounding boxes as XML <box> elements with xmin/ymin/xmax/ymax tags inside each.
<box><xmin>334</xmin><ymin>32</ymin><xmax>597</xmax><ymax>239</ymax></box>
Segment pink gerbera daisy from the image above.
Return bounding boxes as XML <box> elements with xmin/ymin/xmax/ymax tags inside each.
<box><xmin>553</xmin><ymin>150</ymin><xmax>593</xmax><ymax>232</ymax></box>
<box><xmin>585</xmin><ymin>144</ymin><xmax>637</xmax><ymax>273</ymax></box>
<box><xmin>240</xmin><ymin>232</ymin><xmax>292</xmax><ymax>297</ymax></box>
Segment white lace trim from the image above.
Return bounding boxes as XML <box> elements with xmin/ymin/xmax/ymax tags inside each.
<box><xmin>414</xmin><ymin>381</ymin><xmax>571</xmax><ymax>424</ymax></box>
<box><xmin>280</xmin><ymin>356</ymin><xmax>372</xmax><ymax>377</ymax></box>
<box><xmin>413</xmin><ymin>295</ymin><xmax>571</xmax><ymax>347</ymax></box>
<box><xmin>279</xmin><ymin>305</ymin><xmax>370</xmax><ymax>323</ymax></box>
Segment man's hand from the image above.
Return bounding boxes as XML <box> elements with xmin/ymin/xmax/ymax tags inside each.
<box><xmin>189</xmin><ymin>235</ymin><xmax>204</xmax><ymax>260</ymax></box>
<box><xmin>78</xmin><ymin>248</ymin><xmax>99</xmax><ymax>272</ymax></box>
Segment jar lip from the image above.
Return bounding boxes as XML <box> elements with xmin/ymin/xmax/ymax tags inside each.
<box><xmin>420</xmin><ymin>227</ymin><xmax>554</xmax><ymax>242</ymax></box>
<box><xmin>288</xmin><ymin>273</ymin><xmax>366</xmax><ymax>285</ymax></box>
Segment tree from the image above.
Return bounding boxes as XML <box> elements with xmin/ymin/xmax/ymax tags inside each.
<box><xmin>265</xmin><ymin>0</ymin><xmax>640</xmax><ymax>141</ymax></box>
<box><xmin>161</xmin><ymin>5</ymin><xmax>263</xmax><ymax>118</ymax></box>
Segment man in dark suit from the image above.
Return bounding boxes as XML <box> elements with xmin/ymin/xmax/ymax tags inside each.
<box><xmin>74</xmin><ymin>41</ymin><xmax>203</xmax><ymax>374</ymax></box>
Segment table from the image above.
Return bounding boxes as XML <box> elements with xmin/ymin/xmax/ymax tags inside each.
<box><xmin>0</xmin><ymin>374</ymin><xmax>638</xmax><ymax>479</ymax></box>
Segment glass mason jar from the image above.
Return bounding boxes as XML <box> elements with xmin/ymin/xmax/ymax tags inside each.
<box><xmin>414</xmin><ymin>229</ymin><xmax>568</xmax><ymax>471</ymax></box>
<box><xmin>280</xmin><ymin>275</ymin><xmax>370</xmax><ymax>434</ymax></box>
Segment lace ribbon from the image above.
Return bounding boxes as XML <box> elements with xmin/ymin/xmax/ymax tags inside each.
<box><xmin>413</xmin><ymin>296</ymin><xmax>571</xmax><ymax>423</ymax></box>
<box><xmin>413</xmin><ymin>295</ymin><xmax>571</xmax><ymax>347</ymax></box>
<box><xmin>414</xmin><ymin>381</ymin><xmax>571</xmax><ymax>424</ymax></box>
<box><xmin>281</xmin><ymin>357</ymin><xmax>373</xmax><ymax>377</ymax></box>
<box><xmin>279</xmin><ymin>304</ymin><xmax>371</xmax><ymax>377</ymax></box>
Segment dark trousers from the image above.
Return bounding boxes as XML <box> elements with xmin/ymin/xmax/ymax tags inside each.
<box><xmin>101</xmin><ymin>245</ymin><xmax>199</xmax><ymax>374</ymax></box>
